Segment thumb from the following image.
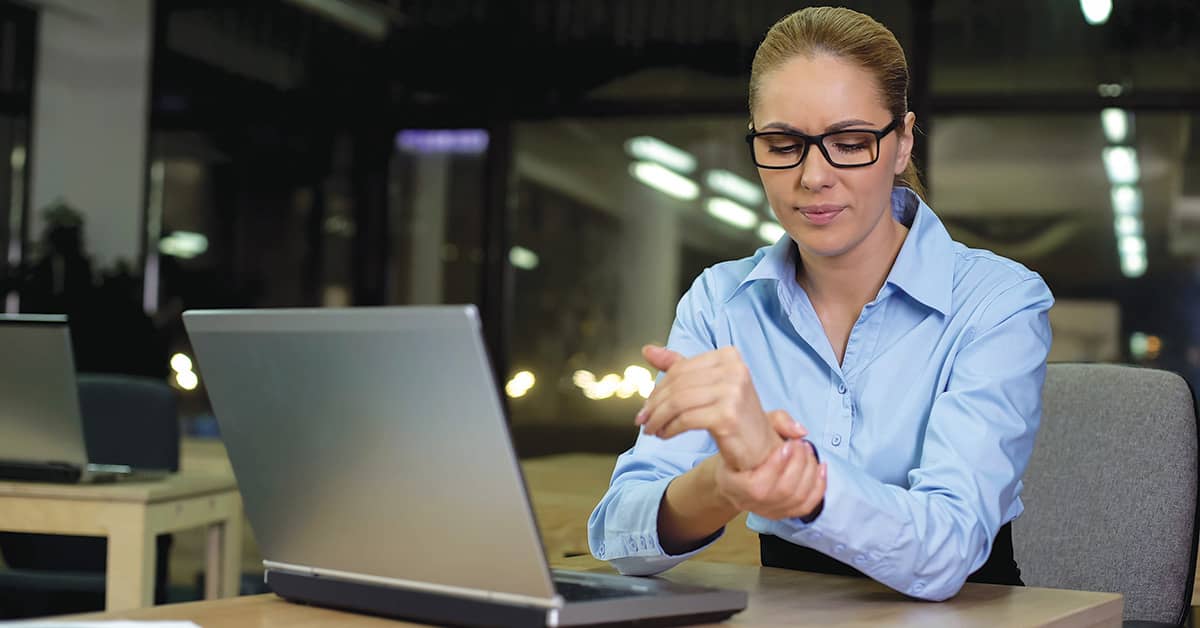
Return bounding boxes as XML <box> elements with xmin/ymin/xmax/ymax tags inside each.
<box><xmin>642</xmin><ymin>344</ymin><xmax>683</xmax><ymax>372</ymax></box>
<box><xmin>767</xmin><ymin>410</ymin><xmax>807</xmax><ymax>439</ymax></box>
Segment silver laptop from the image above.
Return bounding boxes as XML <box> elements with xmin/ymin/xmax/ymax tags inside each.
<box><xmin>0</xmin><ymin>314</ymin><xmax>135</xmax><ymax>483</ymax></box>
<box><xmin>183</xmin><ymin>306</ymin><xmax>746</xmax><ymax>627</ymax></box>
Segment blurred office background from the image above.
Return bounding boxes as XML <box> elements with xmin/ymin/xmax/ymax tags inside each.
<box><xmin>1</xmin><ymin>0</ymin><xmax>1199</xmax><ymax>444</ymax></box>
<box><xmin>0</xmin><ymin>0</ymin><xmax>1198</xmax><ymax>608</ymax></box>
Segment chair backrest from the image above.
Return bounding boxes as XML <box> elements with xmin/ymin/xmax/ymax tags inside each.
<box><xmin>77</xmin><ymin>373</ymin><xmax>179</xmax><ymax>472</ymax></box>
<box><xmin>1014</xmin><ymin>363</ymin><xmax>1199</xmax><ymax>624</ymax></box>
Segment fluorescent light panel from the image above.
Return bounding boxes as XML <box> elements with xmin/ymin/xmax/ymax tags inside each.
<box><xmin>629</xmin><ymin>161</ymin><xmax>699</xmax><ymax>200</ymax></box>
<box><xmin>1110</xmin><ymin>185</ymin><xmax>1142</xmax><ymax>216</ymax></box>
<box><xmin>1100</xmin><ymin>108</ymin><xmax>1129</xmax><ymax>143</ymax></box>
<box><xmin>1118</xmin><ymin>235</ymin><xmax>1145</xmax><ymax>257</ymax></box>
<box><xmin>705</xmin><ymin>169</ymin><xmax>763</xmax><ymax>206</ymax></box>
<box><xmin>757</xmin><ymin>222</ymin><xmax>786</xmax><ymax>244</ymax></box>
<box><xmin>1102</xmin><ymin>146</ymin><xmax>1140</xmax><ymax>185</ymax></box>
<box><xmin>1113</xmin><ymin>215</ymin><xmax>1141</xmax><ymax>237</ymax></box>
<box><xmin>625</xmin><ymin>136</ymin><xmax>696</xmax><ymax>174</ymax></box>
<box><xmin>1120</xmin><ymin>251</ymin><xmax>1147</xmax><ymax>278</ymax></box>
<box><xmin>705</xmin><ymin>197</ymin><xmax>758</xmax><ymax>230</ymax></box>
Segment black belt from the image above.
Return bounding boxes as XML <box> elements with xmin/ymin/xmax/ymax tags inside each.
<box><xmin>759</xmin><ymin>521</ymin><xmax>1022</xmax><ymax>586</ymax></box>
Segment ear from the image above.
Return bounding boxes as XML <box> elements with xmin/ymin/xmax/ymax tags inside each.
<box><xmin>893</xmin><ymin>111</ymin><xmax>916</xmax><ymax>176</ymax></box>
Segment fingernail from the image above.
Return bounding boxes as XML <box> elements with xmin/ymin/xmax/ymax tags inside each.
<box><xmin>635</xmin><ymin>407</ymin><xmax>648</xmax><ymax>424</ymax></box>
<box><xmin>820</xmin><ymin>463</ymin><xmax>827</xmax><ymax>479</ymax></box>
<box><xmin>781</xmin><ymin>441</ymin><xmax>791</xmax><ymax>458</ymax></box>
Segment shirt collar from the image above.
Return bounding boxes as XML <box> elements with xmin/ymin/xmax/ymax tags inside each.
<box><xmin>884</xmin><ymin>187</ymin><xmax>954</xmax><ymax>316</ymax></box>
<box><xmin>726</xmin><ymin>231</ymin><xmax>795</xmax><ymax>302</ymax></box>
<box><xmin>728</xmin><ymin>187</ymin><xmax>954</xmax><ymax>316</ymax></box>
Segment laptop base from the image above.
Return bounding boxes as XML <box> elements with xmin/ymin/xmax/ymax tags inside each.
<box><xmin>266</xmin><ymin>569</ymin><xmax>740</xmax><ymax>628</ymax></box>
<box><xmin>268</xmin><ymin>569</ymin><xmax>552</xmax><ymax>628</ymax></box>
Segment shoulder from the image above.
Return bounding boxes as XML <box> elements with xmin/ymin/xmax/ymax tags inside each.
<box><xmin>948</xmin><ymin>241</ymin><xmax>1054</xmax><ymax>325</ymax></box>
<box><xmin>680</xmin><ymin>244</ymin><xmax>775</xmax><ymax>308</ymax></box>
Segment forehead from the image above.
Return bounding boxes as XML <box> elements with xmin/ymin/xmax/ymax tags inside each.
<box><xmin>754</xmin><ymin>54</ymin><xmax>888</xmax><ymax>129</ymax></box>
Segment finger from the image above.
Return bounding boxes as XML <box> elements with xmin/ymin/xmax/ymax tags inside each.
<box><xmin>637</xmin><ymin>368</ymin><xmax>728</xmax><ymax>425</ymax></box>
<box><xmin>656</xmin><ymin>345</ymin><xmax>743</xmax><ymax>381</ymax></box>
<box><xmin>775</xmin><ymin>438</ymin><xmax>815</xmax><ymax>495</ymax></box>
<box><xmin>641</xmin><ymin>388</ymin><xmax>722</xmax><ymax>437</ymax></box>
<box><xmin>791</xmin><ymin>460</ymin><xmax>828</xmax><ymax>520</ymax></box>
<box><xmin>755</xmin><ymin>439</ymin><xmax>813</xmax><ymax>517</ymax></box>
<box><xmin>641</xmin><ymin>344</ymin><xmax>686</xmax><ymax>373</ymax></box>
<box><xmin>735</xmin><ymin>442</ymin><xmax>794</xmax><ymax>511</ymax></box>
<box><xmin>767</xmin><ymin>410</ymin><xmax>807</xmax><ymax>439</ymax></box>
<box><xmin>744</xmin><ymin>439</ymin><xmax>791</xmax><ymax>482</ymax></box>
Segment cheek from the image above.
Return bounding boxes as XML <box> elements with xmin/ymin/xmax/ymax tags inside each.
<box><xmin>758</xmin><ymin>171</ymin><xmax>794</xmax><ymax>207</ymax></box>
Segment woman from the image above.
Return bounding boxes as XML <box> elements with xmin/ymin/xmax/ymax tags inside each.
<box><xmin>587</xmin><ymin>6</ymin><xmax>1053</xmax><ymax>602</ymax></box>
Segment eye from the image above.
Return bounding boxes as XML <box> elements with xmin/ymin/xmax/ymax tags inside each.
<box><xmin>825</xmin><ymin>130</ymin><xmax>878</xmax><ymax>158</ymax></box>
<box><xmin>832</xmin><ymin>141</ymin><xmax>869</xmax><ymax>154</ymax></box>
<box><xmin>762</xmin><ymin>135</ymin><xmax>804</xmax><ymax>154</ymax></box>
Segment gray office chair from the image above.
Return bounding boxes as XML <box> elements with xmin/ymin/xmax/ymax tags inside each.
<box><xmin>0</xmin><ymin>374</ymin><xmax>179</xmax><ymax>618</ymax></box>
<box><xmin>1014</xmin><ymin>363</ymin><xmax>1200</xmax><ymax>627</ymax></box>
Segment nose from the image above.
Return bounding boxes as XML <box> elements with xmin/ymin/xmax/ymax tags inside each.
<box><xmin>798</xmin><ymin>145</ymin><xmax>837</xmax><ymax>193</ymax></box>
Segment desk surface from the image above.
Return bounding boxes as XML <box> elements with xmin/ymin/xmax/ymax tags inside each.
<box><xmin>0</xmin><ymin>468</ymin><xmax>236</xmax><ymax>503</ymax></box>
<box><xmin>68</xmin><ymin>557</ymin><xmax>1121</xmax><ymax>627</ymax></box>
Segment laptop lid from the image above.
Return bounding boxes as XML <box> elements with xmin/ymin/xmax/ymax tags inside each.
<box><xmin>183</xmin><ymin>306</ymin><xmax>558</xmax><ymax>605</ymax></box>
<box><xmin>0</xmin><ymin>315</ymin><xmax>89</xmax><ymax>468</ymax></box>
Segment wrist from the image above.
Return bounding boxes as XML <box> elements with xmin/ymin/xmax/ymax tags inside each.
<box><xmin>704</xmin><ymin>455</ymin><xmax>740</xmax><ymax>514</ymax></box>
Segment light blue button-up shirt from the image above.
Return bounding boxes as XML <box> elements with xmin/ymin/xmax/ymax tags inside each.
<box><xmin>587</xmin><ymin>187</ymin><xmax>1054</xmax><ymax>601</ymax></box>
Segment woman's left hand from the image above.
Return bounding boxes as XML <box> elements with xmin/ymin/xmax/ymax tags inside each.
<box><xmin>636</xmin><ymin>344</ymin><xmax>779</xmax><ymax>471</ymax></box>
<box><xmin>714</xmin><ymin>410</ymin><xmax>827</xmax><ymax>520</ymax></box>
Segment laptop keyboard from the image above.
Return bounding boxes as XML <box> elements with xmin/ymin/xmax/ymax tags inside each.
<box><xmin>554</xmin><ymin>578</ymin><xmax>650</xmax><ymax>602</ymax></box>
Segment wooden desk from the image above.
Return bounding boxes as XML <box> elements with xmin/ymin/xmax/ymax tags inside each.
<box><xmin>0</xmin><ymin>469</ymin><xmax>242</xmax><ymax>611</ymax></box>
<box><xmin>65</xmin><ymin>557</ymin><xmax>1121</xmax><ymax>627</ymax></box>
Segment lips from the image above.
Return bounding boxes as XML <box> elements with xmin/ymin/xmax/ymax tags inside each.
<box><xmin>797</xmin><ymin>204</ymin><xmax>844</xmax><ymax>226</ymax></box>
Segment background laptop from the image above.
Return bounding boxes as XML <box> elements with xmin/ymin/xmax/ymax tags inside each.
<box><xmin>183</xmin><ymin>305</ymin><xmax>746</xmax><ymax>627</ymax></box>
<box><xmin>0</xmin><ymin>315</ymin><xmax>136</xmax><ymax>483</ymax></box>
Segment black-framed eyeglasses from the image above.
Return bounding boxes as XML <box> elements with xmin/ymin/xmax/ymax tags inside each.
<box><xmin>745</xmin><ymin>118</ymin><xmax>901</xmax><ymax>169</ymax></box>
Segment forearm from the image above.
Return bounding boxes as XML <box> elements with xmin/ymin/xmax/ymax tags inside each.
<box><xmin>767</xmin><ymin>452</ymin><xmax>997</xmax><ymax>600</ymax></box>
<box><xmin>657</xmin><ymin>454</ymin><xmax>741</xmax><ymax>554</ymax></box>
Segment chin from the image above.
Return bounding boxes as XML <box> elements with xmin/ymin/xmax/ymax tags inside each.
<box><xmin>785</xmin><ymin>225</ymin><xmax>856</xmax><ymax>259</ymax></box>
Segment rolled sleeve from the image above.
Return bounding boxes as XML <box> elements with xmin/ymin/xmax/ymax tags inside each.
<box><xmin>587</xmin><ymin>270</ymin><xmax>727</xmax><ymax>574</ymax></box>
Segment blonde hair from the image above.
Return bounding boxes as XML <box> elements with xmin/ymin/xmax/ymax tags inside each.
<box><xmin>749</xmin><ymin>7</ymin><xmax>926</xmax><ymax>199</ymax></box>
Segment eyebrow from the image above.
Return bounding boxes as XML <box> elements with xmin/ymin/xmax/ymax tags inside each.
<box><xmin>760</xmin><ymin>119</ymin><xmax>877</xmax><ymax>133</ymax></box>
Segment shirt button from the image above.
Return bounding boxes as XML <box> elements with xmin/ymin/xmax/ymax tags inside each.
<box><xmin>854</xmin><ymin>554</ymin><xmax>868</xmax><ymax>565</ymax></box>
<box><xmin>833</xmin><ymin>543</ymin><xmax>846</xmax><ymax>554</ymax></box>
<box><xmin>837</xmin><ymin>383</ymin><xmax>847</xmax><ymax>394</ymax></box>
<box><xmin>831</xmin><ymin>434</ymin><xmax>842</xmax><ymax>446</ymax></box>
<box><xmin>913</xmin><ymin>582</ymin><xmax>926</xmax><ymax>594</ymax></box>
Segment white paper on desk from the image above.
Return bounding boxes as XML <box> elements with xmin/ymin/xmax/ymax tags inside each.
<box><xmin>0</xmin><ymin>622</ymin><xmax>202</xmax><ymax>628</ymax></box>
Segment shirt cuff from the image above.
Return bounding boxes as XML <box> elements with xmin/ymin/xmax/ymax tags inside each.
<box><xmin>594</xmin><ymin>476</ymin><xmax>726</xmax><ymax>576</ymax></box>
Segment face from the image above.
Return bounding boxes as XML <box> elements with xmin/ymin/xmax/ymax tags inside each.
<box><xmin>752</xmin><ymin>54</ymin><xmax>915</xmax><ymax>260</ymax></box>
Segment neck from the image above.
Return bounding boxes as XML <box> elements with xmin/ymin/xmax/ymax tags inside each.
<box><xmin>796</xmin><ymin>217</ymin><xmax>908</xmax><ymax>309</ymax></box>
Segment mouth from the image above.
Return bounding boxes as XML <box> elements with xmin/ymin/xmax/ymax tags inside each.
<box><xmin>796</xmin><ymin>204</ymin><xmax>845</xmax><ymax>226</ymax></box>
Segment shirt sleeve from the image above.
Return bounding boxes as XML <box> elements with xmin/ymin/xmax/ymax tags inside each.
<box><xmin>769</xmin><ymin>275</ymin><xmax>1054</xmax><ymax>601</ymax></box>
<box><xmin>587</xmin><ymin>270</ymin><xmax>727</xmax><ymax>575</ymax></box>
